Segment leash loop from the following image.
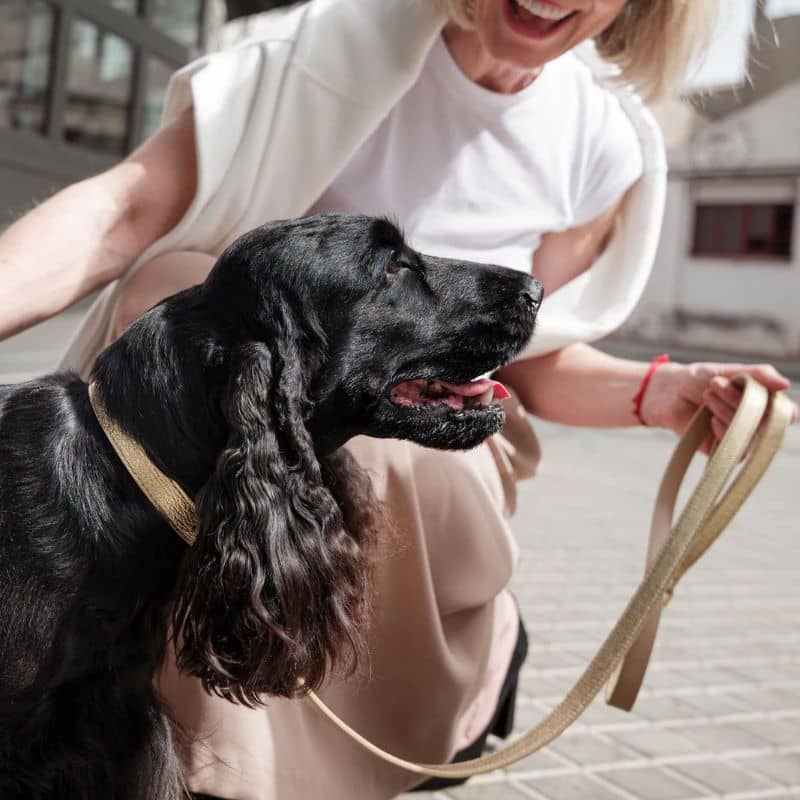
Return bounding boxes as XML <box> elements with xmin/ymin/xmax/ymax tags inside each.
<box><xmin>306</xmin><ymin>376</ymin><xmax>793</xmax><ymax>778</ymax></box>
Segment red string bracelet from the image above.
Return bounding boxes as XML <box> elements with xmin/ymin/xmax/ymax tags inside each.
<box><xmin>632</xmin><ymin>354</ymin><xmax>670</xmax><ymax>426</ymax></box>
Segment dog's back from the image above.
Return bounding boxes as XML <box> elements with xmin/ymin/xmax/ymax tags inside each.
<box><xmin>0</xmin><ymin>376</ymin><xmax>183</xmax><ymax>800</ymax></box>
<box><xmin>1</xmin><ymin>378</ymin><xmax>90</xmax><ymax>706</ymax></box>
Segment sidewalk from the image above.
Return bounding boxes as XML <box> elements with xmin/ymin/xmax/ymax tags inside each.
<box><xmin>2</xmin><ymin>314</ymin><xmax>799</xmax><ymax>800</ymax></box>
<box><xmin>0</xmin><ymin>304</ymin><xmax>88</xmax><ymax>382</ymax></box>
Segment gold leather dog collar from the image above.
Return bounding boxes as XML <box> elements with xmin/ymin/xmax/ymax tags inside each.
<box><xmin>88</xmin><ymin>382</ymin><xmax>198</xmax><ymax>545</ymax></box>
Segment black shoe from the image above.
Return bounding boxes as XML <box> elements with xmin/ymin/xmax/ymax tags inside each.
<box><xmin>409</xmin><ymin>615</ymin><xmax>529</xmax><ymax>792</ymax></box>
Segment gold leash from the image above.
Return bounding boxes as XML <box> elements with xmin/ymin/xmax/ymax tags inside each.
<box><xmin>88</xmin><ymin>376</ymin><xmax>793</xmax><ymax>779</ymax></box>
<box><xmin>304</xmin><ymin>376</ymin><xmax>793</xmax><ymax>779</ymax></box>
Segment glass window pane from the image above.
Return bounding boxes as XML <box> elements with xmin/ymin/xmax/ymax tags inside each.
<box><xmin>141</xmin><ymin>57</ymin><xmax>173</xmax><ymax>142</ymax></box>
<box><xmin>64</xmin><ymin>18</ymin><xmax>133</xmax><ymax>155</ymax></box>
<box><xmin>106</xmin><ymin>0</ymin><xmax>139</xmax><ymax>13</ymax></box>
<box><xmin>694</xmin><ymin>203</ymin><xmax>794</xmax><ymax>260</ymax></box>
<box><xmin>0</xmin><ymin>0</ymin><xmax>54</xmax><ymax>134</ymax></box>
<box><xmin>774</xmin><ymin>204</ymin><xmax>794</xmax><ymax>258</ymax></box>
<box><xmin>693</xmin><ymin>207</ymin><xmax>716</xmax><ymax>254</ymax></box>
<box><xmin>693</xmin><ymin>205</ymin><xmax>745</xmax><ymax>255</ymax></box>
<box><xmin>714</xmin><ymin>206</ymin><xmax>743</xmax><ymax>254</ymax></box>
<box><xmin>745</xmin><ymin>205</ymin><xmax>772</xmax><ymax>254</ymax></box>
<box><xmin>150</xmin><ymin>0</ymin><xmax>202</xmax><ymax>46</ymax></box>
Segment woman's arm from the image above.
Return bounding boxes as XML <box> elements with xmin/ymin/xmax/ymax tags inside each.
<box><xmin>0</xmin><ymin>108</ymin><xmax>197</xmax><ymax>341</ymax></box>
<box><xmin>500</xmin><ymin>342</ymin><xmax>650</xmax><ymax>427</ymax></box>
<box><xmin>500</xmin><ymin>344</ymin><xmax>797</xmax><ymax>436</ymax></box>
<box><xmin>498</xmin><ymin>193</ymin><xmax>632</xmax><ymax>424</ymax></box>
<box><xmin>532</xmin><ymin>195</ymin><xmax>622</xmax><ymax>295</ymax></box>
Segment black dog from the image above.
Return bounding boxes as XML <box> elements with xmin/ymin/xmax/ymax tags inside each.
<box><xmin>0</xmin><ymin>214</ymin><xmax>541</xmax><ymax>799</ymax></box>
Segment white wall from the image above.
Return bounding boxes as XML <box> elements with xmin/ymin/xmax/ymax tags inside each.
<box><xmin>671</xmin><ymin>82</ymin><xmax>800</xmax><ymax>174</ymax></box>
<box><xmin>621</xmin><ymin>177</ymin><xmax>800</xmax><ymax>359</ymax></box>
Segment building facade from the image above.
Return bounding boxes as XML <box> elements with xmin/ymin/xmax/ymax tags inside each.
<box><xmin>618</xmin><ymin>7</ymin><xmax>800</xmax><ymax>363</ymax></box>
<box><xmin>0</xmin><ymin>0</ymin><xmax>214</xmax><ymax>226</ymax></box>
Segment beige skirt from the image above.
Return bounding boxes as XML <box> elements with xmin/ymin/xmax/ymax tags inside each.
<box><xmin>157</xmin><ymin>394</ymin><xmax>541</xmax><ymax>800</ymax></box>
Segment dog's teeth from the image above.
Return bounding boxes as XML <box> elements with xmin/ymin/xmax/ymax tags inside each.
<box><xmin>478</xmin><ymin>388</ymin><xmax>493</xmax><ymax>407</ymax></box>
<box><xmin>428</xmin><ymin>381</ymin><xmax>444</xmax><ymax>394</ymax></box>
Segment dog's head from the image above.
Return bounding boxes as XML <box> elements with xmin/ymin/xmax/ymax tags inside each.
<box><xmin>203</xmin><ymin>214</ymin><xmax>541</xmax><ymax>453</ymax></box>
<box><xmin>100</xmin><ymin>214</ymin><xmax>540</xmax><ymax>705</ymax></box>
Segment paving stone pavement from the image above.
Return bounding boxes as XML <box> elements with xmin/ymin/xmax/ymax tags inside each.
<box><xmin>2</xmin><ymin>311</ymin><xmax>798</xmax><ymax>800</ymax></box>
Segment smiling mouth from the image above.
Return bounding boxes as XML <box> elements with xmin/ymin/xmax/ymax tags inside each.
<box><xmin>507</xmin><ymin>0</ymin><xmax>577</xmax><ymax>36</ymax></box>
<box><xmin>389</xmin><ymin>377</ymin><xmax>511</xmax><ymax>412</ymax></box>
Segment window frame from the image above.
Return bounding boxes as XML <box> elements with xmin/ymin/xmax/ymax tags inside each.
<box><xmin>0</xmin><ymin>0</ymin><xmax>211</xmax><ymax>168</ymax></box>
<box><xmin>691</xmin><ymin>201</ymin><xmax>795</xmax><ymax>262</ymax></box>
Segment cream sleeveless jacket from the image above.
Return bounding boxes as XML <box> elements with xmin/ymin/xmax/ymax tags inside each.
<box><xmin>60</xmin><ymin>0</ymin><xmax>666</xmax><ymax>377</ymax></box>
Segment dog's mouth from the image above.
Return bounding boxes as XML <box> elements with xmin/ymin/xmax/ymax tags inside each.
<box><xmin>388</xmin><ymin>377</ymin><xmax>510</xmax><ymax>412</ymax></box>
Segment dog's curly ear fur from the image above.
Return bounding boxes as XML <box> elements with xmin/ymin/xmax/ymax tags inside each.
<box><xmin>171</xmin><ymin>312</ymin><xmax>377</xmax><ymax>705</ymax></box>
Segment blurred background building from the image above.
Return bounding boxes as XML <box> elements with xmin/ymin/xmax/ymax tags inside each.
<box><xmin>619</xmin><ymin>1</ymin><xmax>800</xmax><ymax>365</ymax></box>
<box><xmin>0</xmin><ymin>0</ymin><xmax>290</xmax><ymax>224</ymax></box>
<box><xmin>1</xmin><ymin>0</ymin><xmax>798</xmax><ymax>367</ymax></box>
<box><xmin>0</xmin><ymin>0</ymin><xmax>216</xmax><ymax>224</ymax></box>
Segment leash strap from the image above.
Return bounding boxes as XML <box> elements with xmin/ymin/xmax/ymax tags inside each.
<box><xmin>88</xmin><ymin>376</ymin><xmax>792</xmax><ymax>778</ymax></box>
<box><xmin>305</xmin><ymin>376</ymin><xmax>793</xmax><ymax>778</ymax></box>
<box><xmin>606</xmin><ymin>384</ymin><xmax>794</xmax><ymax>710</ymax></box>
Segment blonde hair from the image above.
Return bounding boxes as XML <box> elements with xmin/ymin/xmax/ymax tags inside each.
<box><xmin>438</xmin><ymin>0</ymin><xmax>720</xmax><ymax>100</ymax></box>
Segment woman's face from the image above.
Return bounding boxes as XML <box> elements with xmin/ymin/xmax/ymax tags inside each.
<box><xmin>471</xmin><ymin>0</ymin><xmax>629</xmax><ymax>71</ymax></box>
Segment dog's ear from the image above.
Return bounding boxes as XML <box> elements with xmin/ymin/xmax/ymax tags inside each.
<box><xmin>171</xmin><ymin>314</ymin><xmax>374</xmax><ymax>705</ymax></box>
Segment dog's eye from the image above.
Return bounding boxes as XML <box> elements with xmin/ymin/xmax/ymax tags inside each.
<box><xmin>387</xmin><ymin>262</ymin><xmax>405</xmax><ymax>275</ymax></box>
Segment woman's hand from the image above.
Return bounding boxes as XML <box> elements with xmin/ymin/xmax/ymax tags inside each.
<box><xmin>641</xmin><ymin>361</ymin><xmax>799</xmax><ymax>450</ymax></box>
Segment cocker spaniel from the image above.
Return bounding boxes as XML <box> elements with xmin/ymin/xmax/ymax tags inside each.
<box><xmin>0</xmin><ymin>214</ymin><xmax>541</xmax><ymax>799</ymax></box>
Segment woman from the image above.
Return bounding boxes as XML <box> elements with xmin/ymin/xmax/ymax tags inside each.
<box><xmin>0</xmin><ymin>1</ymin><xmax>796</xmax><ymax>798</ymax></box>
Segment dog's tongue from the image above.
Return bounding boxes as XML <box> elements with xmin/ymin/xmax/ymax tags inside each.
<box><xmin>439</xmin><ymin>379</ymin><xmax>511</xmax><ymax>401</ymax></box>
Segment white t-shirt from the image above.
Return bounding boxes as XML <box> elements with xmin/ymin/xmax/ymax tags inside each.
<box><xmin>309</xmin><ymin>35</ymin><xmax>643</xmax><ymax>275</ymax></box>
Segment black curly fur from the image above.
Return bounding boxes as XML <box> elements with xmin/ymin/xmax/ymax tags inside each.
<box><xmin>0</xmin><ymin>214</ymin><xmax>539</xmax><ymax>799</ymax></box>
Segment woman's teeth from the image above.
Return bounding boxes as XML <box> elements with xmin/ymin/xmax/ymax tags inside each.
<box><xmin>513</xmin><ymin>0</ymin><xmax>574</xmax><ymax>21</ymax></box>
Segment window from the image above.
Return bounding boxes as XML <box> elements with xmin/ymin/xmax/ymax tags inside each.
<box><xmin>107</xmin><ymin>0</ymin><xmax>138</xmax><ymax>12</ymax></box>
<box><xmin>0</xmin><ymin>0</ymin><xmax>210</xmax><ymax>159</ymax></box>
<box><xmin>150</xmin><ymin>0</ymin><xmax>204</xmax><ymax>47</ymax></box>
<box><xmin>142</xmin><ymin>57</ymin><xmax>172</xmax><ymax>140</ymax></box>
<box><xmin>0</xmin><ymin>1</ymin><xmax>54</xmax><ymax>135</ymax></box>
<box><xmin>64</xmin><ymin>18</ymin><xmax>134</xmax><ymax>155</ymax></box>
<box><xmin>692</xmin><ymin>204</ymin><xmax>794</xmax><ymax>260</ymax></box>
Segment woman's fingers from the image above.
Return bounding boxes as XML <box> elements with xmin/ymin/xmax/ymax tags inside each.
<box><xmin>707</xmin><ymin>373</ymin><xmax>798</xmax><ymax>425</ymax></box>
<box><xmin>714</xmin><ymin>362</ymin><xmax>791</xmax><ymax>392</ymax></box>
<box><xmin>704</xmin><ymin>388</ymin><xmax>736</xmax><ymax>427</ymax></box>
<box><xmin>710</xmin><ymin>415</ymin><xmax>727</xmax><ymax>441</ymax></box>
<box><xmin>672</xmin><ymin>362</ymin><xmax>796</xmax><ymax>442</ymax></box>
<box><xmin>709</xmin><ymin>407</ymin><xmax>762</xmax><ymax>462</ymax></box>
<box><xmin>693</xmin><ymin>363</ymin><xmax>797</xmax><ymax>457</ymax></box>
<box><xmin>707</xmin><ymin>375</ymin><xmax>742</xmax><ymax>409</ymax></box>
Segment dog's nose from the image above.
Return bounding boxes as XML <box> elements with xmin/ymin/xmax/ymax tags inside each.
<box><xmin>521</xmin><ymin>280</ymin><xmax>544</xmax><ymax>313</ymax></box>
